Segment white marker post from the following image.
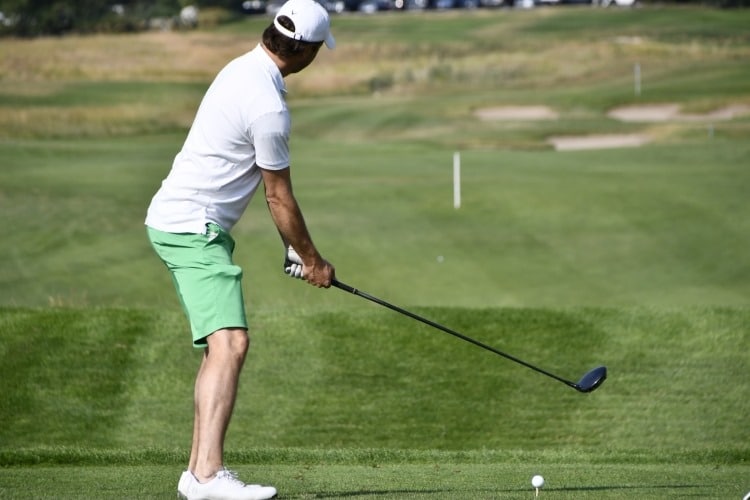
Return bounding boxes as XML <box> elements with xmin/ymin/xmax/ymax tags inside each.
<box><xmin>634</xmin><ymin>62</ymin><xmax>641</xmax><ymax>97</ymax></box>
<box><xmin>453</xmin><ymin>151</ymin><xmax>461</xmax><ymax>209</ymax></box>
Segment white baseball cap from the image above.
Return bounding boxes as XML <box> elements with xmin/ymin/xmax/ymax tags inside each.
<box><xmin>274</xmin><ymin>0</ymin><xmax>336</xmax><ymax>49</ymax></box>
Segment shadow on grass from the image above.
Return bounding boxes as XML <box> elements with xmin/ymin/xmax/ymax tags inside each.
<box><xmin>310</xmin><ymin>484</ymin><xmax>706</xmax><ymax>498</ymax></box>
<box><xmin>312</xmin><ymin>491</ymin><xmax>446</xmax><ymax>498</ymax></box>
<box><xmin>552</xmin><ymin>484</ymin><xmax>706</xmax><ymax>492</ymax></box>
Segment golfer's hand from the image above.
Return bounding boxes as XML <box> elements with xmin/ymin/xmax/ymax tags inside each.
<box><xmin>304</xmin><ymin>258</ymin><xmax>335</xmax><ymax>288</ymax></box>
<box><xmin>284</xmin><ymin>245</ymin><xmax>303</xmax><ymax>279</ymax></box>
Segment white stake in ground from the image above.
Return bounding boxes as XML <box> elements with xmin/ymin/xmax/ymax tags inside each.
<box><xmin>453</xmin><ymin>151</ymin><xmax>461</xmax><ymax>209</ymax></box>
<box><xmin>634</xmin><ymin>62</ymin><xmax>641</xmax><ymax>97</ymax></box>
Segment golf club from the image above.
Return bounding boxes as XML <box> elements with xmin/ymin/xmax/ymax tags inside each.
<box><xmin>332</xmin><ymin>279</ymin><xmax>607</xmax><ymax>393</ymax></box>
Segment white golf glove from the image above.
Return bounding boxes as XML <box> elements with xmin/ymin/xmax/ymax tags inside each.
<box><xmin>284</xmin><ymin>245</ymin><xmax>304</xmax><ymax>279</ymax></box>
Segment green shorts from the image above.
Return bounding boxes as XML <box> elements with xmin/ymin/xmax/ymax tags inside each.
<box><xmin>147</xmin><ymin>223</ymin><xmax>248</xmax><ymax>348</ymax></box>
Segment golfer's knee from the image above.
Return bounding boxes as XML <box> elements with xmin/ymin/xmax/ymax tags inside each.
<box><xmin>208</xmin><ymin>328</ymin><xmax>249</xmax><ymax>360</ymax></box>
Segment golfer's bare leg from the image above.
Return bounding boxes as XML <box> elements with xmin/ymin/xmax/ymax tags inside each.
<box><xmin>189</xmin><ymin>328</ymin><xmax>249</xmax><ymax>482</ymax></box>
<box><xmin>188</xmin><ymin>356</ymin><xmax>206</xmax><ymax>473</ymax></box>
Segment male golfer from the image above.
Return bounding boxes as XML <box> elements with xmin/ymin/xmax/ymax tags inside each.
<box><xmin>145</xmin><ymin>0</ymin><xmax>335</xmax><ymax>498</ymax></box>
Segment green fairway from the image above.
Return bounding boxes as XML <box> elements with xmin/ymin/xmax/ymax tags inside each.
<box><xmin>2</xmin><ymin>135</ymin><xmax>749</xmax><ymax>309</ymax></box>
<box><xmin>0</xmin><ymin>5</ymin><xmax>749</xmax><ymax>499</ymax></box>
<box><xmin>1</xmin><ymin>307</ymin><xmax>748</xmax><ymax>497</ymax></box>
<box><xmin>5</xmin><ymin>307</ymin><xmax>750</xmax><ymax>451</ymax></box>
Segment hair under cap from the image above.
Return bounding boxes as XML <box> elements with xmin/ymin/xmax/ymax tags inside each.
<box><xmin>274</xmin><ymin>0</ymin><xmax>336</xmax><ymax>49</ymax></box>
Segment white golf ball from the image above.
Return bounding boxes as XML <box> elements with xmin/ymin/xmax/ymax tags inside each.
<box><xmin>531</xmin><ymin>475</ymin><xmax>545</xmax><ymax>488</ymax></box>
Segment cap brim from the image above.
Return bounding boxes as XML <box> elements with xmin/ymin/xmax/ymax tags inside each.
<box><xmin>325</xmin><ymin>32</ymin><xmax>336</xmax><ymax>50</ymax></box>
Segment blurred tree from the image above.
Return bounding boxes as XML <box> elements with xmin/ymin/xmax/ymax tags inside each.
<box><xmin>0</xmin><ymin>0</ymin><xmax>213</xmax><ymax>36</ymax></box>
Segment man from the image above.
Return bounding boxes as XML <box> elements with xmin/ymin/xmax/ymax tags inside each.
<box><xmin>145</xmin><ymin>0</ymin><xmax>336</xmax><ymax>498</ymax></box>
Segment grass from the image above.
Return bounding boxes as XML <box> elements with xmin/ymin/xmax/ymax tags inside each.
<box><xmin>0</xmin><ymin>5</ymin><xmax>749</xmax><ymax>499</ymax></box>
<box><xmin>2</xmin><ymin>462</ymin><xmax>746</xmax><ymax>499</ymax></box>
<box><xmin>1</xmin><ymin>307</ymin><xmax>748</xmax><ymax>498</ymax></box>
<box><xmin>2</xmin><ymin>136</ymin><xmax>748</xmax><ymax>309</ymax></box>
<box><xmin>2</xmin><ymin>308</ymin><xmax>748</xmax><ymax>452</ymax></box>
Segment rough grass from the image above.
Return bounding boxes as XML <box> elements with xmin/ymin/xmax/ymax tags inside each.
<box><xmin>1</xmin><ymin>8</ymin><xmax>748</xmax><ymax>139</ymax></box>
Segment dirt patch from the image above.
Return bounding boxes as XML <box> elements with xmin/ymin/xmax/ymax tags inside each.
<box><xmin>474</xmin><ymin>106</ymin><xmax>559</xmax><ymax>121</ymax></box>
<box><xmin>548</xmin><ymin>134</ymin><xmax>651</xmax><ymax>152</ymax></box>
<box><xmin>609</xmin><ymin>104</ymin><xmax>750</xmax><ymax>123</ymax></box>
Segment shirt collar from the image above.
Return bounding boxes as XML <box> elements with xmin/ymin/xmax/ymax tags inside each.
<box><xmin>254</xmin><ymin>43</ymin><xmax>287</xmax><ymax>95</ymax></box>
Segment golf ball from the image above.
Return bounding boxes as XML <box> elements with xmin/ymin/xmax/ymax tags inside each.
<box><xmin>531</xmin><ymin>475</ymin><xmax>545</xmax><ymax>488</ymax></box>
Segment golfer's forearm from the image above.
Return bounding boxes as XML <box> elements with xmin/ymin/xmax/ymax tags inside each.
<box><xmin>267</xmin><ymin>198</ymin><xmax>319</xmax><ymax>262</ymax></box>
<box><xmin>261</xmin><ymin>167</ymin><xmax>323</xmax><ymax>264</ymax></box>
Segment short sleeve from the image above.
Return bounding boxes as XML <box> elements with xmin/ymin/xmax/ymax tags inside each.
<box><xmin>251</xmin><ymin>111</ymin><xmax>290</xmax><ymax>170</ymax></box>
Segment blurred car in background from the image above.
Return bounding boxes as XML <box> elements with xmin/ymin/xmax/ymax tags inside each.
<box><xmin>428</xmin><ymin>0</ymin><xmax>509</xmax><ymax>9</ymax></box>
<box><xmin>242</xmin><ymin>0</ymin><xmax>266</xmax><ymax>14</ymax></box>
<box><xmin>430</xmin><ymin>0</ymin><xmax>480</xmax><ymax>9</ymax></box>
<box><xmin>264</xmin><ymin>0</ymin><xmax>344</xmax><ymax>15</ymax></box>
<box><xmin>344</xmin><ymin>0</ymin><xmax>395</xmax><ymax>12</ymax></box>
<box><xmin>254</xmin><ymin>0</ymin><xmax>507</xmax><ymax>15</ymax></box>
<box><xmin>320</xmin><ymin>0</ymin><xmax>347</xmax><ymax>12</ymax></box>
<box><xmin>393</xmin><ymin>0</ymin><xmax>428</xmax><ymax>9</ymax></box>
<box><xmin>598</xmin><ymin>0</ymin><xmax>637</xmax><ymax>6</ymax></box>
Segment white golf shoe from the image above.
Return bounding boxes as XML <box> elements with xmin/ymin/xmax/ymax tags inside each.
<box><xmin>177</xmin><ymin>469</ymin><xmax>277</xmax><ymax>500</ymax></box>
<box><xmin>178</xmin><ymin>470</ymin><xmax>195</xmax><ymax>499</ymax></box>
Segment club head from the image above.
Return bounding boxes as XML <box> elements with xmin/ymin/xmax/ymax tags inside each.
<box><xmin>575</xmin><ymin>366</ymin><xmax>607</xmax><ymax>393</ymax></box>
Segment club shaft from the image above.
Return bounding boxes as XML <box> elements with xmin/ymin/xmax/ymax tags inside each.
<box><xmin>332</xmin><ymin>279</ymin><xmax>578</xmax><ymax>389</ymax></box>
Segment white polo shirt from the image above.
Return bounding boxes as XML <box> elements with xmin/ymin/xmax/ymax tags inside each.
<box><xmin>146</xmin><ymin>44</ymin><xmax>290</xmax><ymax>234</ymax></box>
